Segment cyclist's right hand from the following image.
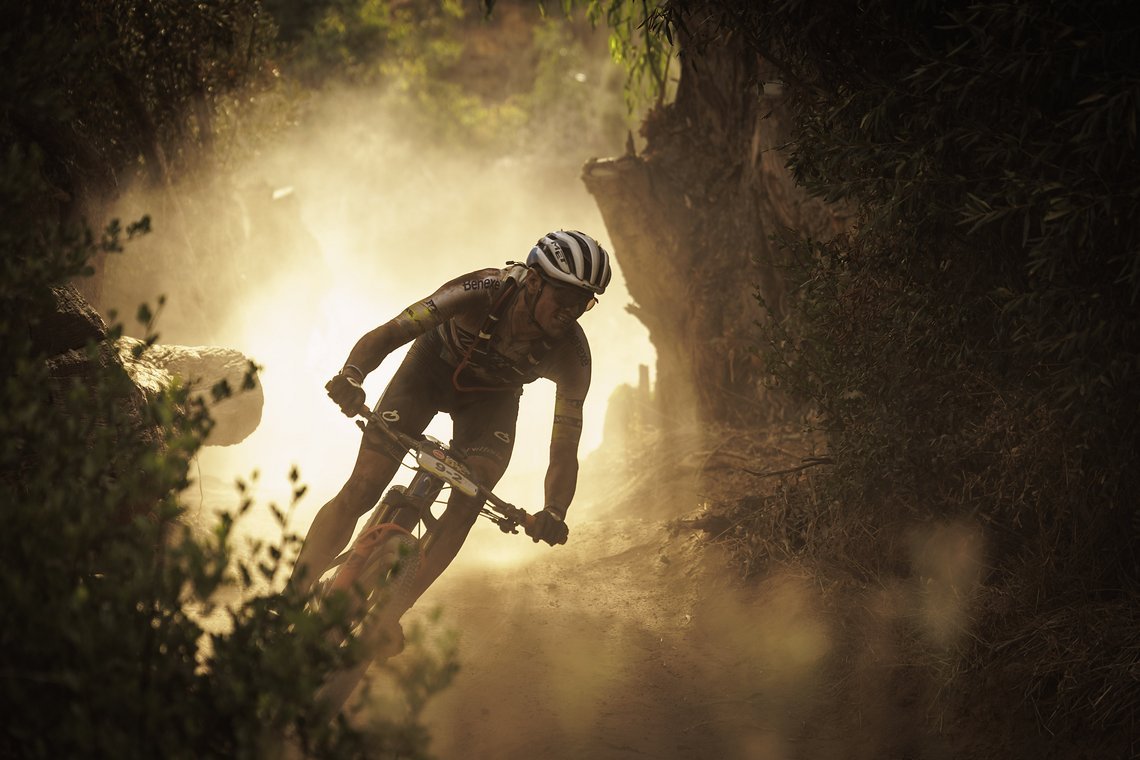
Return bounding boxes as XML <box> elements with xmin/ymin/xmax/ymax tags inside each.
<box><xmin>326</xmin><ymin>372</ymin><xmax>365</xmax><ymax>416</ymax></box>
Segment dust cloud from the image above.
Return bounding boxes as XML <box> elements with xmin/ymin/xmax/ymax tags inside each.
<box><xmin>99</xmin><ymin>83</ymin><xmax>654</xmax><ymax>562</ymax></box>
<box><xmin>93</xmin><ymin>90</ymin><xmax>992</xmax><ymax>753</ymax></box>
<box><xmin>407</xmin><ymin>511</ymin><xmax>986</xmax><ymax>759</ymax></box>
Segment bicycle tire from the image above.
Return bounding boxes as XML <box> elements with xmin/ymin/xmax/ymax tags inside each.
<box><xmin>317</xmin><ymin>532</ymin><xmax>422</xmax><ymax>713</ymax></box>
<box><xmin>361</xmin><ymin>531</ymin><xmax>421</xmax><ymax>615</ymax></box>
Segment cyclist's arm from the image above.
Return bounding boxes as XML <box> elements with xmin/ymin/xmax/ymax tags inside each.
<box><xmin>341</xmin><ymin>268</ymin><xmax>499</xmax><ymax>379</ymax></box>
<box><xmin>544</xmin><ymin>328</ymin><xmax>592</xmax><ymax>519</ymax></box>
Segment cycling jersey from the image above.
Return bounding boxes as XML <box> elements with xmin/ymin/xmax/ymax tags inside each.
<box><xmin>362</xmin><ymin>266</ymin><xmax>592</xmax><ymax>469</ymax></box>
<box><xmin>364</xmin><ymin>342</ymin><xmax>522</xmax><ymax>467</ymax></box>
<box><xmin>402</xmin><ymin>265</ymin><xmax>592</xmax><ymax>393</ymax></box>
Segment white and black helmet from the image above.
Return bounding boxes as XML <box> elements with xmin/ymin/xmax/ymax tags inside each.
<box><xmin>526</xmin><ymin>230</ymin><xmax>612</xmax><ymax>295</ymax></box>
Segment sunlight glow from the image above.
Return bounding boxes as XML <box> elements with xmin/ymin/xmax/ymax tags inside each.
<box><xmin>179</xmin><ymin>89</ymin><xmax>654</xmax><ymax>561</ymax></box>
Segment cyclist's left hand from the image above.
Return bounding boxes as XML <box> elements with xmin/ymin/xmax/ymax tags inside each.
<box><xmin>529</xmin><ymin>508</ymin><xmax>569</xmax><ymax>546</ymax></box>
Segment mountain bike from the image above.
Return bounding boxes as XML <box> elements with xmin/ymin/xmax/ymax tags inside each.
<box><xmin>313</xmin><ymin>404</ymin><xmax>538</xmax><ymax>712</ymax></box>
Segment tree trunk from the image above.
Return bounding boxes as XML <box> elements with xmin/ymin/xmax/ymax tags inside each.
<box><xmin>583</xmin><ymin>22</ymin><xmax>845</xmax><ymax>429</ymax></box>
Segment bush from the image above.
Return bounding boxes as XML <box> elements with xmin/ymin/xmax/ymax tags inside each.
<box><xmin>0</xmin><ymin>155</ymin><xmax>450</xmax><ymax>760</ymax></box>
<box><xmin>651</xmin><ymin>0</ymin><xmax>1139</xmax><ymax>748</ymax></box>
<box><xmin>736</xmin><ymin>0</ymin><xmax>1140</xmax><ymax>587</ymax></box>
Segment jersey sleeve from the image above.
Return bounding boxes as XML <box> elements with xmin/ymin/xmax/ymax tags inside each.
<box><xmin>387</xmin><ymin>267</ymin><xmax>502</xmax><ymax>343</ymax></box>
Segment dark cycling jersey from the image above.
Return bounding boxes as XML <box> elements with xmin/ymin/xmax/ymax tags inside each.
<box><xmin>410</xmin><ymin>265</ymin><xmax>591</xmax><ymax>391</ymax></box>
<box><xmin>362</xmin><ymin>266</ymin><xmax>592</xmax><ymax>468</ymax></box>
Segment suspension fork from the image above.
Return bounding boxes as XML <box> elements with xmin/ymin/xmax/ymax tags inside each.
<box><xmin>361</xmin><ymin>469</ymin><xmax>443</xmax><ymax>530</ymax></box>
<box><xmin>330</xmin><ymin>471</ymin><xmax>445</xmax><ymax>596</ymax></box>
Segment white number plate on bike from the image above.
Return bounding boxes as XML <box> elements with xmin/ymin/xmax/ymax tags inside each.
<box><xmin>416</xmin><ymin>447</ymin><xmax>479</xmax><ymax>497</ymax></box>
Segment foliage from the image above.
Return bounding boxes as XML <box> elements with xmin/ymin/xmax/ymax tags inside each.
<box><xmin>481</xmin><ymin>0</ymin><xmax>675</xmax><ymax>110</ymax></box>
<box><xmin>274</xmin><ymin>0</ymin><xmax>630</xmax><ymax>153</ymax></box>
<box><xmin>1</xmin><ymin>17</ymin><xmax>453</xmax><ymax>756</ymax></box>
<box><xmin>734</xmin><ymin>0</ymin><xmax>1137</xmax><ymax>577</ymax></box>
<box><xmin>575</xmin><ymin>0</ymin><xmax>676</xmax><ymax>109</ymax></box>
<box><xmin>272</xmin><ymin>0</ymin><xmax>510</xmax><ymax>133</ymax></box>
<box><xmin>0</xmin><ymin>1</ymin><xmax>275</xmax><ymax>200</ymax></box>
<box><xmin>641</xmin><ymin>0</ymin><xmax>1138</xmax><ymax>747</ymax></box>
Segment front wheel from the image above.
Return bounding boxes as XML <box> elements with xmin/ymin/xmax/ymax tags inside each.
<box><xmin>316</xmin><ymin>531</ymin><xmax>422</xmax><ymax>713</ymax></box>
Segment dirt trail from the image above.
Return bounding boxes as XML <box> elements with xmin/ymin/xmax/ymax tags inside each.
<box><xmin>371</xmin><ymin>514</ymin><xmax>859</xmax><ymax>760</ymax></box>
<box><xmin>327</xmin><ymin>427</ymin><xmax>949</xmax><ymax>759</ymax></box>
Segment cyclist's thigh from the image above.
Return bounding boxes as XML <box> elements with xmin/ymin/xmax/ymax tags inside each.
<box><xmin>361</xmin><ymin>349</ymin><xmax>445</xmax><ymax>459</ymax></box>
<box><xmin>450</xmin><ymin>388</ymin><xmax>521</xmax><ymax>486</ymax></box>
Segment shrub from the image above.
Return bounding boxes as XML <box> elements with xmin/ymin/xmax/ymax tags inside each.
<box><xmin>649</xmin><ymin>0</ymin><xmax>1139</xmax><ymax>747</ymax></box>
<box><xmin>0</xmin><ymin>156</ymin><xmax>447</xmax><ymax>759</ymax></box>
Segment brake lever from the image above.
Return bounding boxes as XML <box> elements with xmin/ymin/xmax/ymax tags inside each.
<box><xmin>479</xmin><ymin>507</ymin><xmax>520</xmax><ymax>534</ymax></box>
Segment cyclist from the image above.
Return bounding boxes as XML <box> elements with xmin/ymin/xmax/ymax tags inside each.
<box><xmin>291</xmin><ymin>230</ymin><xmax>612</xmax><ymax>613</ymax></box>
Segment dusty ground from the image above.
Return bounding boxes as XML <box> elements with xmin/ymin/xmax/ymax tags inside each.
<box><xmin>418</xmin><ymin>517</ymin><xmax>761</xmax><ymax>759</ymax></box>
<box><xmin>392</xmin><ymin>516</ymin><xmax>787</xmax><ymax>760</ymax></box>
<box><xmin>362</xmin><ymin>511</ymin><xmax>940</xmax><ymax>760</ymax></box>
<box><xmin>347</xmin><ymin>510</ymin><xmax>933</xmax><ymax>758</ymax></box>
<box><xmin>334</xmin><ymin>426</ymin><xmax>960</xmax><ymax>760</ymax></box>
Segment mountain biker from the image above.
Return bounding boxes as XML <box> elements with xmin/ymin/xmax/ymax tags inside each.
<box><xmin>291</xmin><ymin>230</ymin><xmax>612</xmax><ymax>615</ymax></box>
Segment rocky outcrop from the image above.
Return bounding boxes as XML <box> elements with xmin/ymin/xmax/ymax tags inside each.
<box><xmin>583</xmin><ymin>20</ymin><xmax>846</xmax><ymax>428</ymax></box>
<box><xmin>120</xmin><ymin>338</ymin><xmax>262</xmax><ymax>446</ymax></box>
<box><xmin>41</xmin><ymin>284</ymin><xmax>262</xmax><ymax>447</ymax></box>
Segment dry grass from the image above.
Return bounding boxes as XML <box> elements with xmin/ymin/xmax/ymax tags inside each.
<box><xmin>671</xmin><ymin>424</ymin><xmax>1140</xmax><ymax>757</ymax></box>
<box><xmin>987</xmin><ymin>597</ymin><xmax>1140</xmax><ymax>735</ymax></box>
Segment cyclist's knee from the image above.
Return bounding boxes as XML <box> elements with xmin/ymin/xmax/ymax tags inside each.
<box><xmin>445</xmin><ymin>457</ymin><xmax>504</xmax><ymax>526</ymax></box>
<box><xmin>465</xmin><ymin>454</ymin><xmax>507</xmax><ymax>489</ymax></box>
<box><xmin>444</xmin><ymin>493</ymin><xmax>483</xmax><ymax>528</ymax></box>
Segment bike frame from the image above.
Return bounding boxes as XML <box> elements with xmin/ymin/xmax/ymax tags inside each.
<box><xmin>319</xmin><ymin>405</ymin><xmax>535</xmax><ymax>604</ymax></box>
<box><xmin>312</xmin><ymin>406</ymin><xmax>538</xmax><ymax>714</ymax></box>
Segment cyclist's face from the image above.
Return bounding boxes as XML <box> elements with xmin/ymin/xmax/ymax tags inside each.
<box><xmin>533</xmin><ymin>278</ymin><xmax>596</xmax><ymax>336</ymax></box>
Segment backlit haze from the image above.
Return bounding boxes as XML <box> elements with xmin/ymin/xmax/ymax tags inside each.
<box><xmin>104</xmin><ymin>85</ymin><xmax>654</xmax><ymax>573</ymax></box>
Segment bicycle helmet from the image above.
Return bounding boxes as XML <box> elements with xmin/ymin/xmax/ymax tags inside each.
<box><xmin>525</xmin><ymin>230</ymin><xmax>612</xmax><ymax>295</ymax></box>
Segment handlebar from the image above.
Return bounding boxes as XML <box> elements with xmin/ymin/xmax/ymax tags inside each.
<box><xmin>354</xmin><ymin>404</ymin><xmax>537</xmax><ymax>535</ymax></box>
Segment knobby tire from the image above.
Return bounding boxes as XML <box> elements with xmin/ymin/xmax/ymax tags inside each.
<box><xmin>316</xmin><ymin>532</ymin><xmax>422</xmax><ymax>713</ymax></box>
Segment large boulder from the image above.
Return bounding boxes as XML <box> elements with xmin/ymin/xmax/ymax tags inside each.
<box><xmin>41</xmin><ymin>284</ymin><xmax>262</xmax><ymax>447</ymax></box>
<box><xmin>119</xmin><ymin>339</ymin><xmax>262</xmax><ymax>446</ymax></box>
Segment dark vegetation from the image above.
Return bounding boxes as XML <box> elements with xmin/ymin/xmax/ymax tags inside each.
<box><xmin>2</xmin><ymin>1</ymin><xmax>594</xmax><ymax>755</ymax></box>
<box><xmin>637</xmin><ymin>0</ymin><xmax>1138</xmax><ymax>753</ymax></box>
<box><xmin>10</xmin><ymin>0</ymin><xmax>1134</xmax><ymax>754</ymax></box>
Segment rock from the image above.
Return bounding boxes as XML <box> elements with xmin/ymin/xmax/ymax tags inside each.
<box><xmin>37</xmin><ymin>283</ymin><xmax>263</xmax><ymax>448</ymax></box>
<box><xmin>31</xmin><ymin>284</ymin><xmax>109</xmax><ymax>356</ymax></box>
<box><xmin>119</xmin><ymin>338</ymin><xmax>263</xmax><ymax>447</ymax></box>
<box><xmin>45</xmin><ymin>341</ymin><xmax>163</xmax><ymax>450</ymax></box>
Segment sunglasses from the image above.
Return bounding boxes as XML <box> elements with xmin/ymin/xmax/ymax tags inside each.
<box><xmin>544</xmin><ymin>281</ymin><xmax>598</xmax><ymax>312</ymax></box>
